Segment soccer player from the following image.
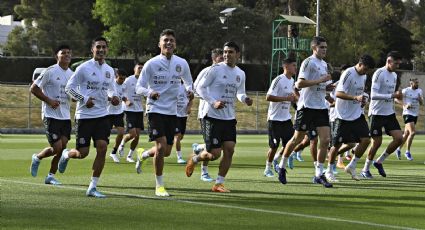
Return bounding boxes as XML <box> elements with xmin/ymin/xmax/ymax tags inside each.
<box><xmin>174</xmin><ymin>82</ymin><xmax>193</xmax><ymax>164</ymax></box>
<box><xmin>361</xmin><ymin>51</ymin><xmax>403</xmax><ymax>179</ymax></box>
<box><xmin>396</xmin><ymin>78</ymin><xmax>423</xmax><ymax>160</ymax></box>
<box><xmin>277</xmin><ymin>36</ymin><xmax>333</xmax><ymax>188</ymax></box>
<box><xmin>30</xmin><ymin>45</ymin><xmax>73</xmax><ymax>185</ymax></box>
<box><xmin>117</xmin><ymin>63</ymin><xmax>145</xmax><ymax>163</ymax></box>
<box><xmin>186</xmin><ymin>41</ymin><xmax>253</xmax><ymax>193</ymax></box>
<box><xmin>61</xmin><ymin>37</ymin><xmax>120</xmax><ymax>198</ymax></box>
<box><xmin>108</xmin><ymin>69</ymin><xmax>128</xmax><ymax>163</ymax></box>
<box><xmin>263</xmin><ymin>58</ymin><xmax>297</xmax><ymax>177</ymax></box>
<box><xmin>135</xmin><ymin>29</ymin><xmax>193</xmax><ymax>197</ymax></box>
<box><xmin>192</xmin><ymin>48</ymin><xmax>224</xmax><ymax>182</ymax></box>
<box><xmin>326</xmin><ymin>55</ymin><xmax>375</xmax><ymax>181</ymax></box>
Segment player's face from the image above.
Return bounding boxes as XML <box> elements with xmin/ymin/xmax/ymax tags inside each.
<box><xmin>134</xmin><ymin>64</ymin><xmax>143</xmax><ymax>76</ymax></box>
<box><xmin>357</xmin><ymin>63</ymin><xmax>370</xmax><ymax>75</ymax></box>
<box><xmin>92</xmin><ymin>40</ymin><xmax>108</xmax><ymax>61</ymax></box>
<box><xmin>387</xmin><ymin>57</ymin><xmax>401</xmax><ymax>72</ymax></box>
<box><xmin>56</xmin><ymin>49</ymin><xmax>71</xmax><ymax>66</ymax></box>
<box><xmin>223</xmin><ymin>46</ymin><xmax>240</xmax><ymax>67</ymax></box>
<box><xmin>116</xmin><ymin>75</ymin><xmax>126</xmax><ymax>85</ymax></box>
<box><xmin>313</xmin><ymin>42</ymin><xmax>327</xmax><ymax>59</ymax></box>
<box><xmin>410</xmin><ymin>80</ymin><xmax>419</xmax><ymax>89</ymax></box>
<box><xmin>159</xmin><ymin>34</ymin><xmax>176</xmax><ymax>57</ymax></box>
<box><xmin>284</xmin><ymin>62</ymin><xmax>297</xmax><ymax>76</ymax></box>
<box><xmin>213</xmin><ymin>54</ymin><xmax>224</xmax><ymax>64</ymax></box>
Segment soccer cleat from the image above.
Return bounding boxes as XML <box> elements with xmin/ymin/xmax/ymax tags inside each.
<box><xmin>86</xmin><ymin>187</ymin><xmax>106</xmax><ymax>198</ymax></box>
<box><xmin>185</xmin><ymin>155</ymin><xmax>197</xmax><ymax>177</ymax></box>
<box><xmin>177</xmin><ymin>158</ymin><xmax>187</xmax><ymax>164</ymax></box>
<box><xmin>135</xmin><ymin>148</ymin><xmax>145</xmax><ymax>174</ymax></box>
<box><xmin>332</xmin><ymin>164</ymin><xmax>338</xmax><ymax>175</ymax></box>
<box><xmin>295</xmin><ymin>154</ymin><xmax>304</xmax><ymax>162</ymax></box>
<box><xmin>336</xmin><ymin>161</ymin><xmax>346</xmax><ymax>169</ymax></box>
<box><xmin>405</xmin><ymin>151</ymin><xmax>413</xmax><ymax>161</ymax></box>
<box><xmin>325</xmin><ymin>172</ymin><xmax>339</xmax><ymax>183</ymax></box>
<box><xmin>126</xmin><ymin>157</ymin><xmax>135</xmax><ymax>163</ymax></box>
<box><xmin>396</xmin><ymin>148</ymin><xmax>401</xmax><ymax>160</ymax></box>
<box><xmin>263</xmin><ymin>168</ymin><xmax>274</xmax><ymax>177</ymax></box>
<box><xmin>373</xmin><ymin>161</ymin><xmax>386</xmax><ymax>177</ymax></box>
<box><xmin>344</xmin><ymin>166</ymin><xmax>360</xmax><ymax>181</ymax></box>
<box><xmin>117</xmin><ymin>145</ymin><xmax>124</xmax><ymax>157</ymax></box>
<box><xmin>287</xmin><ymin>155</ymin><xmax>294</xmax><ymax>170</ymax></box>
<box><xmin>278</xmin><ymin>168</ymin><xmax>287</xmax><ymax>184</ymax></box>
<box><xmin>30</xmin><ymin>154</ymin><xmax>40</xmax><ymax>177</ymax></box>
<box><xmin>44</xmin><ymin>176</ymin><xmax>62</xmax><ymax>185</ymax></box>
<box><xmin>155</xmin><ymin>186</ymin><xmax>170</xmax><ymax>197</ymax></box>
<box><xmin>313</xmin><ymin>175</ymin><xmax>333</xmax><ymax>188</ymax></box>
<box><xmin>109</xmin><ymin>153</ymin><xmax>120</xmax><ymax>163</ymax></box>
<box><xmin>360</xmin><ymin>170</ymin><xmax>373</xmax><ymax>179</ymax></box>
<box><xmin>200</xmin><ymin>173</ymin><xmax>214</xmax><ymax>182</ymax></box>
<box><xmin>211</xmin><ymin>184</ymin><xmax>230</xmax><ymax>193</ymax></box>
<box><xmin>58</xmin><ymin>149</ymin><xmax>69</xmax><ymax>173</ymax></box>
<box><xmin>272</xmin><ymin>159</ymin><xmax>280</xmax><ymax>173</ymax></box>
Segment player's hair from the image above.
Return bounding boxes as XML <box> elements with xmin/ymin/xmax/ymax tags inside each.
<box><xmin>211</xmin><ymin>48</ymin><xmax>223</xmax><ymax>58</ymax></box>
<box><xmin>134</xmin><ymin>62</ymin><xmax>144</xmax><ymax>67</ymax></box>
<box><xmin>387</xmin><ymin>51</ymin><xmax>402</xmax><ymax>60</ymax></box>
<box><xmin>92</xmin><ymin>37</ymin><xmax>108</xmax><ymax>47</ymax></box>
<box><xmin>115</xmin><ymin>68</ymin><xmax>128</xmax><ymax>77</ymax></box>
<box><xmin>159</xmin><ymin>29</ymin><xmax>176</xmax><ymax>39</ymax></box>
<box><xmin>54</xmin><ymin>44</ymin><xmax>71</xmax><ymax>55</ymax></box>
<box><xmin>223</xmin><ymin>41</ymin><xmax>240</xmax><ymax>52</ymax></box>
<box><xmin>282</xmin><ymin>58</ymin><xmax>296</xmax><ymax>65</ymax></box>
<box><xmin>409</xmin><ymin>78</ymin><xmax>418</xmax><ymax>81</ymax></box>
<box><xmin>359</xmin><ymin>54</ymin><xmax>376</xmax><ymax>69</ymax></box>
<box><xmin>311</xmin><ymin>36</ymin><xmax>327</xmax><ymax>47</ymax></box>
<box><xmin>340</xmin><ymin>64</ymin><xmax>350</xmax><ymax>71</ymax></box>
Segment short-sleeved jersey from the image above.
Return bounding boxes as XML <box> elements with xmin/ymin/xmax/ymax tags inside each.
<box><xmin>297</xmin><ymin>55</ymin><xmax>329</xmax><ymax>110</ymax></box>
<box><xmin>266</xmin><ymin>74</ymin><xmax>294</xmax><ymax>121</ymax></box>
<box><xmin>197</xmin><ymin>62</ymin><xmax>247</xmax><ymax>120</ymax></box>
<box><xmin>176</xmin><ymin>84</ymin><xmax>190</xmax><ymax>117</ymax></box>
<box><xmin>107</xmin><ymin>81</ymin><xmax>125</xmax><ymax>115</ymax></box>
<box><xmin>327</xmin><ymin>86</ymin><xmax>337</xmax><ymax>122</ymax></box>
<box><xmin>369</xmin><ymin>67</ymin><xmax>397</xmax><ymax>116</ymax></box>
<box><xmin>136</xmin><ymin>54</ymin><xmax>193</xmax><ymax>115</ymax></box>
<box><xmin>123</xmin><ymin>75</ymin><xmax>144</xmax><ymax>112</ymax></box>
<box><xmin>402</xmin><ymin>87</ymin><xmax>423</xmax><ymax>116</ymax></box>
<box><xmin>335</xmin><ymin>67</ymin><xmax>366</xmax><ymax>121</ymax></box>
<box><xmin>65</xmin><ymin>59</ymin><xmax>117</xmax><ymax>119</ymax></box>
<box><xmin>34</xmin><ymin>64</ymin><xmax>73</xmax><ymax>120</ymax></box>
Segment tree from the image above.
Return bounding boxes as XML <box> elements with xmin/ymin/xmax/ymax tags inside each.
<box><xmin>0</xmin><ymin>0</ymin><xmax>20</xmax><ymax>17</ymax></box>
<box><xmin>2</xmin><ymin>26</ymin><xmax>35</xmax><ymax>56</ymax></box>
<box><xmin>402</xmin><ymin>0</ymin><xmax>425</xmax><ymax>71</ymax></box>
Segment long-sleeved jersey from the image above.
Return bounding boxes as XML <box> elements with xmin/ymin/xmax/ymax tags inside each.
<box><xmin>369</xmin><ymin>67</ymin><xmax>397</xmax><ymax>116</ymax></box>
<box><xmin>123</xmin><ymin>75</ymin><xmax>144</xmax><ymax>112</ymax></box>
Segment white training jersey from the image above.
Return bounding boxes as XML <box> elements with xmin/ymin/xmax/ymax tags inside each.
<box><xmin>197</xmin><ymin>62</ymin><xmax>248</xmax><ymax>120</ymax></box>
<box><xmin>297</xmin><ymin>55</ymin><xmax>329</xmax><ymax>110</ymax></box>
<box><xmin>266</xmin><ymin>74</ymin><xmax>294</xmax><ymax>121</ymax></box>
<box><xmin>369</xmin><ymin>67</ymin><xmax>397</xmax><ymax>116</ymax></box>
<box><xmin>194</xmin><ymin>66</ymin><xmax>213</xmax><ymax>119</ymax></box>
<box><xmin>123</xmin><ymin>75</ymin><xmax>144</xmax><ymax>112</ymax></box>
<box><xmin>177</xmin><ymin>84</ymin><xmax>190</xmax><ymax>117</ymax></box>
<box><xmin>107</xmin><ymin>81</ymin><xmax>125</xmax><ymax>115</ymax></box>
<box><xmin>136</xmin><ymin>54</ymin><xmax>193</xmax><ymax>115</ymax></box>
<box><xmin>327</xmin><ymin>85</ymin><xmax>338</xmax><ymax>122</ymax></box>
<box><xmin>34</xmin><ymin>64</ymin><xmax>73</xmax><ymax>120</ymax></box>
<box><xmin>402</xmin><ymin>87</ymin><xmax>423</xmax><ymax>116</ymax></box>
<box><xmin>335</xmin><ymin>67</ymin><xmax>366</xmax><ymax>121</ymax></box>
<box><xmin>65</xmin><ymin>59</ymin><xmax>117</xmax><ymax>119</ymax></box>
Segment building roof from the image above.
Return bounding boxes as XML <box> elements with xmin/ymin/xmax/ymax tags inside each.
<box><xmin>277</xmin><ymin>15</ymin><xmax>316</xmax><ymax>25</ymax></box>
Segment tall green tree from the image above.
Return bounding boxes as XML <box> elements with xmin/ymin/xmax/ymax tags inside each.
<box><xmin>2</xmin><ymin>26</ymin><xmax>35</xmax><ymax>56</ymax></box>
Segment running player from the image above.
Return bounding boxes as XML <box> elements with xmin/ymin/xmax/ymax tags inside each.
<box><xmin>174</xmin><ymin>81</ymin><xmax>193</xmax><ymax>164</ymax></box>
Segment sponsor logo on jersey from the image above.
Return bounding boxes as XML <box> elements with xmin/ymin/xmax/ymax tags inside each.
<box><xmin>236</xmin><ymin>75</ymin><xmax>240</xmax><ymax>83</ymax></box>
<box><xmin>176</xmin><ymin>64</ymin><xmax>182</xmax><ymax>73</ymax></box>
<box><xmin>105</xmin><ymin>71</ymin><xmax>111</xmax><ymax>78</ymax></box>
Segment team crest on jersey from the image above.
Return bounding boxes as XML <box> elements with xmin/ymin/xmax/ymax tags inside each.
<box><xmin>105</xmin><ymin>71</ymin><xmax>111</xmax><ymax>78</ymax></box>
<box><xmin>128</xmin><ymin>123</ymin><xmax>132</xmax><ymax>128</ymax></box>
<box><xmin>373</xmin><ymin>130</ymin><xmax>378</xmax><ymax>135</ymax></box>
<box><xmin>176</xmin><ymin>64</ymin><xmax>182</xmax><ymax>73</ymax></box>
<box><xmin>52</xmin><ymin>134</ymin><xmax>58</xmax><ymax>140</ymax></box>
<box><xmin>79</xmin><ymin>138</ymin><xmax>86</xmax><ymax>144</ymax></box>
<box><xmin>338</xmin><ymin>137</ymin><xmax>343</xmax><ymax>143</ymax></box>
<box><xmin>152</xmin><ymin>129</ymin><xmax>158</xmax><ymax>135</ymax></box>
<box><xmin>213</xmin><ymin>138</ymin><xmax>219</xmax><ymax>145</ymax></box>
<box><xmin>223</xmin><ymin>75</ymin><xmax>227</xmax><ymax>79</ymax></box>
<box><xmin>236</xmin><ymin>75</ymin><xmax>241</xmax><ymax>83</ymax></box>
<box><xmin>92</xmin><ymin>72</ymin><xmax>96</xmax><ymax>76</ymax></box>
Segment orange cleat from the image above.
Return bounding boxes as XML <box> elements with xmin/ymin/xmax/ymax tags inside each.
<box><xmin>336</xmin><ymin>162</ymin><xmax>346</xmax><ymax>169</ymax></box>
<box><xmin>185</xmin><ymin>155</ymin><xmax>196</xmax><ymax>177</ymax></box>
<box><xmin>212</xmin><ymin>184</ymin><xmax>230</xmax><ymax>193</ymax></box>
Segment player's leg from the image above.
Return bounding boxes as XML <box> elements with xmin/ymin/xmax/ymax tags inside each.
<box><xmin>404</xmin><ymin>120</ymin><xmax>416</xmax><ymax>160</ymax></box>
<box><xmin>212</xmin><ymin>141</ymin><xmax>235</xmax><ymax>193</ymax></box>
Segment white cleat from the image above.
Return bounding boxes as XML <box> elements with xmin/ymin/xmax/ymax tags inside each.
<box><xmin>126</xmin><ymin>157</ymin><xmax>135</xmax><ymax>163</ymax></box>
<box><xmin>109</xmin><ymin>153</ymin><xmax>120</xmax><ymax>163</ymax></box>
<box><xmin>325</xmin><ymin>172</ymin><xmax>339</xmax><ymax>183</ymax></box>
<box><xmin>344</xmin><ymin>166</ymin><xmax>360</xmax><ymax>181</ymax></box>
<box><xmin>118</xmin><ymin>145</ymin><xmax>124</xmax><ymax>157</ymax></box>
<box><xmin>155</xmin><ymin>186</ymin><xmax>170</xmax><ymax>197</ymax></box>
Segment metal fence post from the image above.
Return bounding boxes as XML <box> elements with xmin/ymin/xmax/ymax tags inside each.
<box><xmin>28</xmin><ymin>84</ymin><xmax>31</xmax><ymax>128</ymax></box>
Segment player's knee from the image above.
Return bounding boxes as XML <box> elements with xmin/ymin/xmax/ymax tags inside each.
<box><xmin>409</xmin><ymin>131</ymin><xmax>416</xmax><ymax>137</ymax></box>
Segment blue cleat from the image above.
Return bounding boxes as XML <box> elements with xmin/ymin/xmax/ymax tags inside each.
<box><xmin>45</xmin><ymin>176</ymin><xmax>61</xmax><ymax>185</ymax></box>
<box><xmin>273</xmin><ymin>160</ymin><xmax>280</xmax><ymax>173</ymax></box>
<box><xmin>332</xmin><ymin>164</ymin><xmax>338</xmax><ymax>175</ymax></box>
<box><xmin>30</xmin><ymin>154</ymin><xmax>40</xmax><ymax>177</ymax></box>
<box><xmin>295</xmin><ymin>154</ymin><xmax>304</xmax><ymax>162</ymax></box>
<box><xmin>360</xmin><ymin>170</ymin><xmax>373</xmax><ymax>179</ymax></box>
<box><xmin>287</xmin><ymin>155</ymin><xmax>294</xmax><ymax>170</ymax></box>
<box><xmin>263</xmin><ymin>168</ymin><xmax>274</xmax><ymax>177</ymax></box>
<box><xmin>278</xmin><ymin>168</ymin><xmax>287</xmax><ymax>184</ymax></box>
<box><xmin>58</xmin><ymin>149</ymin><xmax>69</xmax><ymax>173</ymax></box>
<box><xmin>396</xmin><ymin>148</ymin><xmax>401</xmax><ymax>160</ymax></box>
<box><xmin>313</xmin><ymin>175</ymin><xmax>333</xmax><ymax>188</ymax></box>
<box><xmin>373</xmin><ymin>161</ymin><xmax>386</xmax><ymax>177</ymax></box>
<box><xmin>200</xmin><ymin>173</ymin><xmax>214</xmax><ymax>182</ymax></box>
<box><xmin>86</xmin><ymin>187</ymin><xmax>106</xmax><ymax>198</ymax></box>
<box><xmin>405</xmin><ymin>151</ymin><xmax>413</xmax><ymax>161</ymax></box>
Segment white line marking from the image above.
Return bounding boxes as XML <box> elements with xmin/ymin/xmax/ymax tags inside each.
<box><xmin>1</xmin><ymin>178</ymin><xmax>421</xmax><ymax>230</ymax></box>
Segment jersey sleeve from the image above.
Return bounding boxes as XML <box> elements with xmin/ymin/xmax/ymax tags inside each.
<box><xmin>65</xmin><ymin>66</ymin><xmax>88</xmax><ymax>104</ymax></box>
<box><xmin>196</xmin><ymin>66</ymin><xmax>217</xmax><ymax>105</ymax></box>
<box><xmin>236</xmin><ymin>72</ymin><xmax>247</xmax><ymax>103</ymax></box>
<box><xmin>34</xmin><ymin>68</ymin><xmax>50</xmax><ymax>88</ymax></box>
<box><xmin>136</xmin><ymin>62</ymin><xmax>152</xmax><ymax>97</ymax></box>
<box><xmin>181</xmin><ymin>60</ymin><xmax>193</xmax><ymax>92</ymax></box>
<box><xmin>267</xmin><ymin>77</ymin><xmax>280</xmax><ymax>96</ymax></box>
<box><xmin>298</xmin><ymin>58</ymin><xmax>312</xmax><ymax>80</ymax></box>
<box><xmin>336</xmin><ymin>71</ymin><xmax>350</xmax><ymax>94</ymax></box>
<box><xmin>370</xmin><ymin>70</ymin><xmax>391</xmax><ymax>100</ymax></box>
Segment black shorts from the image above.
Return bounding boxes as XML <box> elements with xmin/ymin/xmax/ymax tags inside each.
<box><xmin>147</xmin><ymin>113</ymin><xmax>177</xmax><ymax>145</ymax></box>
<box><xmin>75</xmin><ymin>116</ymin><xmax>111</xmax><ymax>148</ymax></box>
<box><xmin>403</xmin><ymin>115</ymin><xmax>417</xmax><ymax>124</ymax></box>
<box><xmin>369</xmin><ymin>113</ymin><xmax>401</xmax><ymax>137</ymax></box>
<box><xmin>332</xmin><ymin>115</ymin><xmax>370</xmax><ymax>146</ymax></box>
<box><xmin>202</xmin><ymin>116</ymin><xmax>237</xmax><ymax>151</ymax></box>
<box><xmin>108</xmin><ymin>113</ymin><xmax>124</xmax><ymax>129</ymax></box>
<box><xmin>175</xmin><ymin>117</ymin><xmax>188</xmax><ymax>135</ymax></box>
<box><xmin>125</xmin><ymin>111</ymin><xmax>144</xmax><ymax>131</ymax></box>
<box><xmin>268</xmin><ymin>120</ymin><xmax>294</xmax><ymax>149</ymax></box>
<box><xmin>43</xmin><ymin>117</ymin><xmax>71</xmax><ymax>145</ymax></box>
<box><xmin>294</xmin><ymin>108</ymin><xmax>329</xmax><ymax>132</ymax></box>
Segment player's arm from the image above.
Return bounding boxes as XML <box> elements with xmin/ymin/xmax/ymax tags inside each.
<box><xmin>65</xmin><ymin>67</ymin><xmax>92</xmax><ymax>106</ymax></box>
<box><xmin>186</xmin><ymin>98</ymin><xmax>193</xmax><ymax>114</ymax></box>
<box><xmin>295</xmin><ymin>61</ymin><xmax>331</xmax><ymax>89</ymax></box>
<box><xmin>136</xmin><ymin>63</ymin><xmax>158</xmax><ymax>100</ymax></box>
<box><xmin>107</xmin><ymin>77</ymin><xmax>120</xmax><ymax>106</ymax></box>
<box><xmin>181</xmin><ymin>61</ymin><xmax>194</xmax><ymax>100</ymax></box>
<box><xmin>236</xmin><ymin>74</ymin><xmax>252</xmax><ymax>106</ymax></box>
<box><xmin>265</xmin><ymin>78</ymin><xmax>295</xmax><ymax>102</ymax></box>
<box><xmin>30</xmin><ymin>70</ymin><xmax>60</xmax><ymax>109</ymax></box>
<box><xmin>418</xmin><ymin>90</ymin><xmax>424</xmax><ymax>105</ymax></box>
<box><xmin>197</xmin><ymin>67</ymin><xmax>224</xmax><ymax>109</ymax></box>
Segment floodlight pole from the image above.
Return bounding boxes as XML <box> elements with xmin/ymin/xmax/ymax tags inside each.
<box><xmin>316</xmin><ymin>0</ymin><xmax>320</xmax><ymax>36</ymax></box>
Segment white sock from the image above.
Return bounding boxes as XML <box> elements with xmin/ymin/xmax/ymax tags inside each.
<box><xmin>296</xmin><ymin>151</ymin><xmax>302</xmax><ymax>158</ymax></box>
<box><xmin>347</xmin><ymin>156</ymin><xmax>359</xmax><ymax>169</ymax></box>
<box><xmin>216</xmin><ymin>175</ymin><xmax>225</xmax><ymax>184</ymax></box>
<box><xmin>88</xmin><ymin>177</ymin><xmax>99</xmax><ymax>190</ymax></box>
<box><xmin>119</xmin><ymin>139</ymin><xmax>125</xmax><ymax>147</ymax></box>
<box><xmin>177</xmin><ymin>150</ymin><xmax>183</xmax><ymax>159</ymax></box>
<box><xmin>363</xmin><ymin>158</ymin><xmax>372</xmax><ymax>172</ymax></box>
<box><xmin>127</xmin><ymin>149</ymin><xmax>134</xmax><ymax>158</ymax></box>
<box><xmin>62</xmin><ymin>150</ymin><xmax>69</xmax><ymax>159</ymax></box>
<box><xmin>265</xmin><ymin>161</ymin><xmax>272</xmax><ymax>170</ymax></box>
<box><xmin>327</xmin><ymin>163</ymin><xmax>335</xmax><ymax>174</ymax></box>
<box><xmin>273</xmin><ymin>152</ymin><xmax>280</xmax><ymax>161</ymax></box>
<box><xmin>313</xmin><ymin>161</ymin><xmax>318</xmax><ymax>167</ymax></box>
<box><xmin>315</xmin><ymin>163</ymin><xmax>324</xmax><ymax>177</ymax></box>
<box><xmin>376</xmin><ymin>152</ymin><xmax>389</xmax><ymax>164</ymax></box>
<box><xmin>201</xmin><ymin>165</ymin><xmax>208</xmax><ymax>175</ymax></box>
<box><xmin>155</xmin><ymin>175</ymin><xmax>164</xmax><ymax>187</ymax></box>
<box><xmin>47</xmin><ymin>173</ymin><xmax>54</xmax><ymax>178</ymax></box>
<box><xmin>192</xmin><ymin>155</ymin><xmax>199</xmax><ymax>164</ymax></box>
<box><xmin>142</xmin><ymin>150</ymin><xmax>150</xmax><ymax>160</ymax></box>
<box><xmin>33</xmin><ymin>154</ymin><xmax>41</xmax><ymax>162</ymax></box>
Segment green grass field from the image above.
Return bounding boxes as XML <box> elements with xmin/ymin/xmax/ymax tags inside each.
<box><xmin>1</xmin><ymin>134</ymin><xmax>425</xmax><ymax>230</ymax></box>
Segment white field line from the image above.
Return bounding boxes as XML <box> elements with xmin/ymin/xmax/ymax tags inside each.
<box><xmin>0</xmin><ymin>178</ymin><xmax>422</xmax><ymax>230</ymax></box>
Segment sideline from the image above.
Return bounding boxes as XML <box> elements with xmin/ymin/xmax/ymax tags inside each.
<box><xmin>1</xmin><ymin>178</ymin><xmax>420</xmax><ymax>230</ymax></box>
